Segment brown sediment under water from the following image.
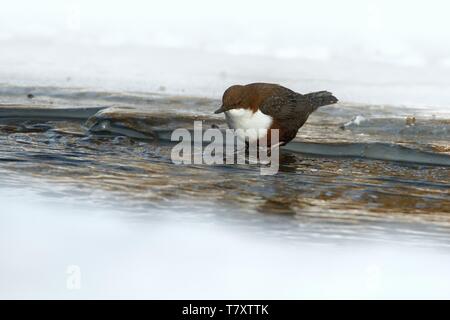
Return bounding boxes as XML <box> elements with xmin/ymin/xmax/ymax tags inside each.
<box><xmin>0</xmin><ymin>85</ymin><xmax>449</xmax><ymax>247</ymax></box>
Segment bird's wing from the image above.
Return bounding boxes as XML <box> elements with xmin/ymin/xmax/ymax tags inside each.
<box><xmin>259</xmin><ymin>88</ymin><xmax>308</xmax><ymax>120</ymax></box>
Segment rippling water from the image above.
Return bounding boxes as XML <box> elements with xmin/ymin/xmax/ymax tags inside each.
<box><xmin>1</xmin><ymin>84</ymin><xmax>449</xmax><ymax>249</ymax></box>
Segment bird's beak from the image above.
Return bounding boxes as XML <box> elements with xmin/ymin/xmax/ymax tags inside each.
<box><xmin>214</xmin><ymin>105</ymin><xmax>225</xmax><ymax>114</ymax></box>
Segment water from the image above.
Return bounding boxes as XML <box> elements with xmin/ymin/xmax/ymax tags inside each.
<box><xmin>0</xmin><ymin>84</ymin><xmax>450</xmax><ymax>299</ymax></box>
<box><xmin>1</xmin><ymin>84</ymin><xmax>449</xmax><ymax>242</ymax></box>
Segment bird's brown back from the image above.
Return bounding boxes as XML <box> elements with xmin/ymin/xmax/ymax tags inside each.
<box><xmin>234</xmin><ymin>83</ymin><xmax>297</xmax><ymax>112</ymax></box>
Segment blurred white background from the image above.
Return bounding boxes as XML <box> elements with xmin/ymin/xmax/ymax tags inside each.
<box><xmin>1</xmin><ymin>0</ymin><xmax>449</xmax><ymax>103</ymax></box>
<box><xmin>2</xmin><ymin>184</ymin><xmax>450</xmax><ymax>299</ymax></box>
<box><xmin>1</xmin><ymin>0</ymin><xmax>450</xmax><ymax>65</ymax></box>
<box><xmin>1</xmin><ymin>0</ymin><xmax>450</xmax><ymax>108</ymax></box>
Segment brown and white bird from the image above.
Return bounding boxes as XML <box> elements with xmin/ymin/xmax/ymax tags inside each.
<box><xmin>214</xmin><ymin>83</ymin><xmax>338</xmax><ymax>146</ymax></box>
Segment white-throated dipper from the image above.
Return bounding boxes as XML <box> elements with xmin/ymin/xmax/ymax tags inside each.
<box><xmin>214</xmin><ymin>83</ymin><xmax>338</xmax><ymax>146</ymax></box>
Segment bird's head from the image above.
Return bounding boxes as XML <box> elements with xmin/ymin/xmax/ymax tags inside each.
<box><xmin>214</xmin><ymin>85</ymin><xmax>245</xmax><ymax>114</ymax></box>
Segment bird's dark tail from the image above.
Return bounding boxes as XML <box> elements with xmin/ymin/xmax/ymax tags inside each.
<box><xmin>304</xmin><ymin>91</ymin><xmax>338</xmax><ymax>112</ymax></box>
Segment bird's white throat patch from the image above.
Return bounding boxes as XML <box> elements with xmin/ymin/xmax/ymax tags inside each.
<box><xmin>225</xmin><ymin>108</ymin><xmax>273</xmax><ymax>142</ymax></box>
<box><xmin>225</xmin><ymin>108</ymin><xmax>273</xmax><ymax>131</ymax></box>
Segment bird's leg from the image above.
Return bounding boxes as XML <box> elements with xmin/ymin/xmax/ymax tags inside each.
<box><xmin>225</xmin><ymin>140</ymin><xmax>285</xmax><ymax>164</ymax></box>
<box><xmin>258</xmin><ymin>141</ymin><xmax>285</xmax><ymax>157</ymax></box>
<box><xmin>221</xmin><ymin>140</ymin><xmax>247</xmax><ymax>164</ymax></box>
<box><xmin>269</xmin><ymin>141</ymin><xmax>285</xmax><ymax>151</ymax></box>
